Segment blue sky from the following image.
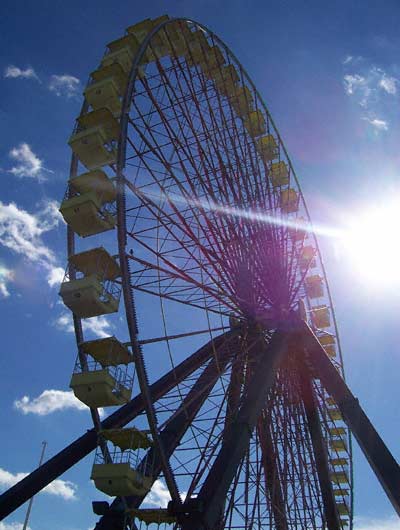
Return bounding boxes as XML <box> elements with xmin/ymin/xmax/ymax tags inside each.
<box><xmin>1</xmin><ymin>1</ymin><xmax>400</xmax><ymax>529</ymax></box>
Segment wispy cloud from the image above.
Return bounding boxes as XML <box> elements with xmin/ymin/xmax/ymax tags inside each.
<box><xmin>0</xmin><ymin>467</ymin><xmax>77</xmax><ymax>500</ymax></box>
<box><xmin>0</xmin><ymin>263</ymin><xmax>14</xmax><ymax>297</ymax></box>
<box><xmin>14</xmin><ymin>389</ymin><xmax>87</xmax><ymax>415</ymax></box>
<box><xmin>343</xmin><ymin>74</ymin><xmax>368</xmax><ymax>98</ymax></box>
<box><xmin>49</xmin><ymin>74</ymin><xmax>81</xmax><ymax>98</ymax></box>
<box><xmin>362</xmin><ymin>117</ymin><xmax>388</xmax><ymax>131</ymax></box>
<box><xmin>8</xmin><ymin>143</ymin><xmax>51</xmax><ymax>181</ymax></box>
<box><xmin>4</xmin><ymin>65</ymin><xmax>40</xmax><ymax>82</ymax></box>
<box><xmin>342</xmin><ymin>57</ymin><xmax>398</xmax><ymax>132</ymax></box>
<box><xmin>54</xmin><ymin>312</ymin><xmax>113</xmax><ymax>339</ymax></box>
<box><xmin>379</xmin><ymin>75</ymin><xmax>397</xmax><ymax>94</ymax></box>
<box><xmin>0</xmin><ymin>199</ymin><xmax>64</xmax><ymax>289</ymax></box>
<box><xmin>354</xmin><ymin>515</ymin><xmax>400</xmax><ymax>530</ymax></box>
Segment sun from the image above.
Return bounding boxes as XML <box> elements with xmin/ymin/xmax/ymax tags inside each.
<box><xmin>341</xmin><ymin>200</ymin><xmax>400</xmax><ymax>287</ymax></box>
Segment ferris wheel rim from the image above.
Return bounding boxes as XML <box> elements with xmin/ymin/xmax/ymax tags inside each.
<box><xmin>64</xmin><ymin>15</ymin><xmax>354</xmax><ymax>527</ymax></box>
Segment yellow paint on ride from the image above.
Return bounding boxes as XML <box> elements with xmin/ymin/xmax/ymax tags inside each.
<box><xmin>91</xmin><ymin>463</ymin><xmax>152</xmax><ymax>497</ymax></box>
<box><xmin>257</xmin><ymin>135</ymin><xmax>279</xmax><ymax>164</ymax></box>
<box><xmin>80</xmin><ymin>336</ymin><xmax>132</xmax><ymax>366</ymax></box>
<box><xmin>102</xmin><ymin>428</ymin><xmax>153</xmax><ymax>450</ymax></box>
<box><xmin>280</xmin><ymin>188</ymin><xmax>299</xmax><ymax>214</ymax></box>
<box><xmin>70</xmin><ymin>370</ymin><xmax>131</xmax><ymax>407</ymax></box>
<box><xmin>305</xmin><ymin>275</ymin><xmax>324</xmax><ymax>299</ymax></box>
<box><xmin>270</xmin><ymin>160</ymin><xmax>289</xmax><ymax>186</ymax></box>
<box><xmin>310</xmin><ymin>305</ymin><xmax>331</xmax><ymax>328</ymax></box>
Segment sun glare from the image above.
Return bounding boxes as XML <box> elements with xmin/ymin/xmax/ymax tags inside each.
<box><xmin>341</xmin><ymin>201</ymin><xmax>400</xmax><ymax>286</ymax></box>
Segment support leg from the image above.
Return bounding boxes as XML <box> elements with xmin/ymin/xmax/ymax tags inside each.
<box><xmin>301</xmin><ymin>321</ymin><xmax>400</xmax><ymax>517</ymax></box>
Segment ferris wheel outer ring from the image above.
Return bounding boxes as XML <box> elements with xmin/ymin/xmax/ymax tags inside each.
<box><xmin>65</xmin><ymin>16</ymin><xmax>354</xmax><ymax>524</ymax></box>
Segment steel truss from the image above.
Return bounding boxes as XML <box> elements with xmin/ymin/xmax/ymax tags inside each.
<box><xmin>1</xmin><ymin>322</ymin><xmax>399</xmax><ymax>527</ymax></box>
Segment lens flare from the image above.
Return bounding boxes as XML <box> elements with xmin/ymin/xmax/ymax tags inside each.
<box><xmin>340</xmin><ymin>201</ymin><xmax>400</xmax><ymax>286</ymax></box>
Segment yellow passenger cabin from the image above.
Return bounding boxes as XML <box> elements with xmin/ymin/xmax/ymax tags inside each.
<box><xmin>200</xmin><ymin>45</ymin><xmax>225</xmax><ymax>77</ymax></box>
<box><xmin>243</xmin><ymin>109</ymin><xmax>266</xmax><ymax>138</ymax></box>
<box><xmin>329</xmin><ymin>427</ymin><xmax>346</xmax><ymax>437</ymax></box>
<box><xmin>103</xmin><ymin>427</ymin><xmax>153</xmax><ymax>450</ymax></box>
<box><xmin>310</xmin><ymin>305</ymin><xmax>331</xmax><ymax>329</ymax></box>
<box><xmin>324</xmin><ymin>344</ymin><xmax>336</xmax><ymax>358</ymax></box>
<box><xmin>185</xmin><ymin>30</ymin><xmax>210</xmax><ymax>66</ymax></box>
<box><xmin>59</xmin><ymin>247</ymin><xmax>121</xmax><ymax>318</ymax></box>
<box><xmin>70</xmin><ymin>337</ymin><xmax>133</xmax><ymax>408</ymax></box>
<box><xmin>127</xmin><ymin>15</ymin><xmax>170</xmax><ymax>61</ymax></box>
<box><xmin>317</xmin><ymin>332</ymin><xmax>335</xmax><ymax>346</ymax></box>
<box><xmin>327</xmin><ymin>406</ymin><xmax>342</xmax><ymax>422</ymax></box>
<box><xmin>81</xmin><ymin>335</ymin><xmax>132</xmax><ymax>366</ymax></box>
<box><xmin>330</xmin><ymin>457</ymin><xmax>348</xmax><ymax>467</ymax></box>
<box><xmin>270</xmin><ymin>161</ymin><xmax>289</xmax><ymax>187</ymax></box>
<box><xmin>305</xmin><ymin>275</ymin><xmax>324</xmax><ymax>299</ymax></box>
<box><xmin>212</xmin><ymin>64</ymin><xmax>239</xmax><ymax>96</ymax></box>
<box><xmin>280</xmin><ymin>188</ymin><xmax>299</xmax><ymax>214</ymax></box>
<box><xmin>101</xmin><ymin>46</ymin><xmax>135</xmax><ymax>76</ymax></box>
<box><xmin>70</xmin><ymin>369</ymin><xmax>131</xmax><ymax>407</ymax></box>
<box><xmin>336</xmin><ymin>503</ymin><xmax>350</xmax><ymax>516</ymax></box>
<box><xmin>86</xmin><ymin>60</ymin><xmax>129</xmax><ymax>114</ymax></box>
<box><xmin>59</xmin><ymin>170</ymin><xmax>116</xmax><ymax>237</ymax></box>
<box><xmin>330</xmin><ymin>438</ymin><xmax>348</xmax><ymax>452</ymax></box>
<box><xmin>331</xmin><ymin>471</ymin><xmax>349</xmax><ymax>485</ymax></box>
<box><xmin>256</xmin><ymin>135</ymin><xmax>279</xmax><ymax>164</ymax></box>
<box><xmin>69</xmin><ymin>109</ymin><xmax>120</xmax><ymax>170</ymax></box>
<box><xmin>91</xmin><ymin>427</ymin><xmax>153</xmax><ymax>496</ymax></box>
<box><xmin>91</xmin><ymin>462</ymin><xmax>152</xmax><ymax>497</ymax></box>
<box><xmin>299</xmin><ymin>245</ymin><xmax>316</xmax><ymax>269</ymax></box>
<box><xmin>334</xmin><ymin>488</ymin><xmax>349</xmax><ymax>497</ymax></box>
<box><xmin>231</xmin><ymin>86</ymin><xmax>254</xmax><ymax>117</ymax></box>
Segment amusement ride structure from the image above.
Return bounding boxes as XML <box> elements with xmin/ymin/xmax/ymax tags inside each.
<box><xmin>1</xmin><ymin>15</ymin><xmax>399</xmax><ymax>530</ymax></box>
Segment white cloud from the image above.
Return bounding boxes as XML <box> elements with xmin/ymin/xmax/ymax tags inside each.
<box><xmin>354</xmin><ymin>515</ymin><xmax>400</xmax><ymax>530</ymax></box>
<box><xmin>144</xmin><ymin>479</ymin><xmax>171</xmax><ymax>508</ymax></box>
<box><xmin>14</xmin><ymin>389</ymin><xmax>105</xmax><ymax>419</ymax></box>
<box><xmin>83</xmin><ymin>316</ymin><xmax>113</xmax><ymax>338</ymax></box>
<box><xmin>363</xmin><ymin>117</ymin><xmax>388</xmax><ymax>131</ymax></box>
<box><xmin>144</xmin><ymin>480</ymin><xmax>187</xmax><ymax>508</ymax></box>
<box><xmin>0</xmin><ymin>264</ymin><xmax>14</xmax><ymax>297</ymax></box>
<box><xmin>379</xmin><ymin>75</ymin><xmax>397</xmax><ymax>94</ymax></box>
<box><xmin>0</xmin><ymin>522</ymin><xmax>30</xmax><ymax>530</ymax></box>
<box><xmin>14</xmin><ymin>389</ymin><xmax>87</xmax><ymax>415</ymax></box>
<box><xmin>8</xmin><ymin>143</ymin><xmax>51</xmax><ymax>181</ymax></box>
<box><xmin>49</xmin><ymin>74</ymin><xmax>80</xmax><ymax>98</ymax></box>
<box><xmin>343</xmin><ymin>74</ymin><xmax>367</xmax><ymax>96</ymax></box>
<box><xmin>0</xmin><ymin>467</ymin><xmax>77</xmax><ymax>500</ymax></box>
<box><xmin>4</xmin><ymin>65</ymin><xmax>39</xmax><ymax>81</ymax></box>
<box><xmin>343</xmin><ymin>59</ymin><xmax>398</xmax><ymax>131</ymax></box>
<box><xmin>54</xmin><ymin>312</ymin><xmax>113</xmax><ymax>339</ymax></box>
<box><xmin>47</xmin><ymin>266</ymin><xmax>65</xmax><ymax>287</ymax></box>
<box><xmin>0</xmin><ymin>199</ymin><xmax>63</xmax><ymax>288</ymax></box>
<box><xmin>54</xmin><ymin>312</ymin><xmax>75</xmax><ymax>333</ymax></box>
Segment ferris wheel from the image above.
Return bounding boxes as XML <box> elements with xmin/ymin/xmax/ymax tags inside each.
<box><xmin>57</xmin><ymin>15</ymin><xmax>354</xmax><ymax>530</ymax></box>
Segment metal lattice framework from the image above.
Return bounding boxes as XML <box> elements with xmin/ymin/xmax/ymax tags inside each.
<box><xmin>111</xmin><ymin>17</ymin><xmax>353</xmax><ymax>529</ymax></box>
<box><xmin>15</xmin><ymin>16</ymin><xmax>400</xmax><ymax>530</ymax></box>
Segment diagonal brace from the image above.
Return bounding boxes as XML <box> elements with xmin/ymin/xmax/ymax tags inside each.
<box><xmin>0</xmin><ymin>331</ymin><xmax>238</xmax><ymax>521</ymax></box>
<box><xmin>181</xmin><ymin>327</ymin><xmax>292</xmax><ymax>530</ymax></box>
<box><xmin>300</xmin><ymin>321</ymin><xmax>400</xmax><ymax>518</ymax></box>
